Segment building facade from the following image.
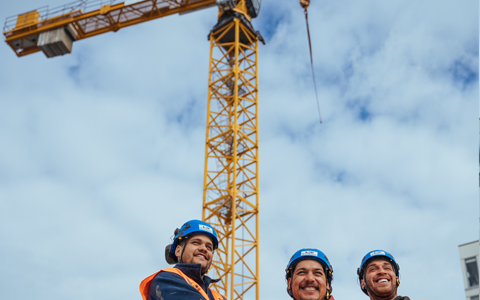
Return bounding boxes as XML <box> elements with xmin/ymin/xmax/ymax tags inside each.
<box><xmin>459</xmin><ymin>240</ymin><xmax>479</xmax><ymax>300</ymax></box>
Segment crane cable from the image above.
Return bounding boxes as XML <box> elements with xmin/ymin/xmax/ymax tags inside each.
<box><xmin>303</xmin><ymin>5</ymin><xmax>323</xmax><ymax>124</ymax></box>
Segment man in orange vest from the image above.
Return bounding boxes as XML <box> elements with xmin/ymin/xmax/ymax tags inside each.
<box><xmin>140</xmin><ymin>220</ymin><xmax>226</xmax><ymax>300</ymax></box>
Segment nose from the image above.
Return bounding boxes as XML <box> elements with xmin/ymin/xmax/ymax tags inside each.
<box><xmin>378</xmin><ymin>267</ymin><xmax>387</xmax><ymax>274</ymax></box>
<box><xmin>305</xmin><ymin>271</ymin><xmax>315</xmax><ymax>282</ymax></box>
<box><xmin>198</xmin><ymin>243</ymin><xmax>207</xmax><ymax>252</ymax></box>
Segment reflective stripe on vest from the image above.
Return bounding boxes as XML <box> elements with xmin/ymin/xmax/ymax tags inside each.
<box><xmin>139</xmin><ymin>268</ymin><xmax>225</xmax><ymax>300</ymax></box>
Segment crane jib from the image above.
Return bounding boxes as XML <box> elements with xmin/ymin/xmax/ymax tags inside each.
<box><xmin>3</xmin><ymin>0</ymin><xmax>218</xmax><ymax>57</ymax></box>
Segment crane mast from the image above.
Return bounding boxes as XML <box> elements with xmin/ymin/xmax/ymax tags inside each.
<box><xmin>3</xmin><ymin>1</ymin><xmax>262</xmax><ymax>300</ymax></box>
<box><xmin>203</xmin><ymin>3</ymin><xmax>261</xmax><ymax>299</ymax></box>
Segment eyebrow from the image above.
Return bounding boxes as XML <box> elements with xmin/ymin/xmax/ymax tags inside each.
<box><xmin>295</xmin><ymin>268</ymin><xmax>324</xmax><ymax>272</ymax></box>
<box><xmin>368</xmin><ymin>262</ymin><xmax>391</xmax><ymax>268</ymax></box>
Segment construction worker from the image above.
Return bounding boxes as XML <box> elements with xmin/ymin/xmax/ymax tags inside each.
<box><xmin>357</xmin><ymin>250</ymin><xmax>410</xmax><ymax>300</ymax></box>
<box><xmin>285</xmin><ymin>248</ymin><xmax>334</xmax><ymax>300</ymax></box>
<box><xmin>139</xmin><ymin>220</ymin><xmax>226</xmax><ymax>300</ymax></box>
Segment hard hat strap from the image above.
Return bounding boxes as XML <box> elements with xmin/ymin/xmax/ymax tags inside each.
<box><xmin>178</xmin><ymin>237</ymin><xmax>188</xmax><ymax>264</ymax></box>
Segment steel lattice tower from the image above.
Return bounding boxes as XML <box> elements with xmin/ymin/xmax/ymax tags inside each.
<box><xmin>202</xmin><ymin>15</ymin><xmax>260</xmax><ymax>300</ymax></box>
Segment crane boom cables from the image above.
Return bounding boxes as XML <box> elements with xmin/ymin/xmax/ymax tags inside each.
<box><xmin>300</xmin><ymin>0</ymin><xmax>322</xmax><ymax>124</ymax></box>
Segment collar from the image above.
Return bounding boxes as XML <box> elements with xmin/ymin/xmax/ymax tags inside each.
<box><xmin>174</xmin><ymin>263</ymin><xmax>220</xmax><ymax>288</ymax></box>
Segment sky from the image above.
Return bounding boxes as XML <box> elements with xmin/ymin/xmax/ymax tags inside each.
<box><xmin>0</xmin><ymin>0</ymin><xmax>478</xmax><ymax>300</ymax></box>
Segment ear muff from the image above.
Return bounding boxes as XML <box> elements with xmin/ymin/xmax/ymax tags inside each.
<box><xmin>165</xmin><ymin>244</ymin><xmax>177</xmax><ymax>264</ymax></box>
<box><xmin>166</xmin><ymin>227</ymin><xmax>181</xmax><ymax>264</ymax></box>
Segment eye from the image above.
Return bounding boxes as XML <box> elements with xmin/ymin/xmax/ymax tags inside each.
<box><xmin>296</xmin><ymin>270</ymin><xmax>305</xmax><ymax>275</ymax></box>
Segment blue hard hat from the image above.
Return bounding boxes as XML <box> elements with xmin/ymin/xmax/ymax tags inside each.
<box><xmin>170</xmin><ymin>220</ymin><xmax>219</xmax><ymax>258</ymax></box>
<box><xmin>285</xmin><ymin>248</ymin><xmax>333</xmax><ymax>280</ymax></box>
<box><xmin>357</xmin><ymin>250</ymin><xmax>400</xmax><ymax>295</ymax></box>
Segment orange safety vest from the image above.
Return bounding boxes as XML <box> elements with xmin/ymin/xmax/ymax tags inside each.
<box><xmin>140</xmin><ymin>268</ymin><xmax>225</xmax><ymax>300</ymax></box>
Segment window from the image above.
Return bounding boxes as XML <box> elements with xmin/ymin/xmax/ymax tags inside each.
<box><xmin>466</xmin><ymin>257</ymin><xmax>479</xmax><ymax>287</ymax></box>
<box><xmin>470</xmin><ymin>296</ymin><xmax>479</xmax><ymax>300</ymax></box>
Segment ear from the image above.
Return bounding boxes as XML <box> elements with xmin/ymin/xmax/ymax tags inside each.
<box><xmin>360</xmin><ymin>279</ymin><xmax>365</xmax><ymax>289</ymax></box>
<box><xmin>174</xmin><ymin>244</ymin><xmax>183</xmax><ymax>259</ymax></box>
<box><xmin>287</xmin><ymin>277</ymin><xmax>292</xmax><ymax>289</ymax></box>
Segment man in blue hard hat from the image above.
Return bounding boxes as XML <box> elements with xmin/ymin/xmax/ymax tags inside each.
<box><xmin>139</xmin><ymin>220</ymin><xmax>227</xmax><ymax>300</ymax></box>
<box><xmin>357</xmin><ymin>250</ymin><xmax>410</xmax><ymax>300</ymax></box>
<box><xmin>285</xmin><ymin>248</ymin><xmax>335</xmax><ymax>300</ymax></box>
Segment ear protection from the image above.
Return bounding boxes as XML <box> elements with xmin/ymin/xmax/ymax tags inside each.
<box><xmin>165</xmin><ymin>227</ymin><xmax>181</xmax><ymax>264</ymax></box>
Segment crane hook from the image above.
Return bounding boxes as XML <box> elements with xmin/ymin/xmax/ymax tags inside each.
<box><xmin>299</xmin><ymin>0</ymin><xmax>310</xmax><ymax>11</ymax></box>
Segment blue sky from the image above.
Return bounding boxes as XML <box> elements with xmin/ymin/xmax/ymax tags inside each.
<box><xmin>0</xmin><ymin>0</ymin><xmax>478</xmax><ymax>300</ymax></box>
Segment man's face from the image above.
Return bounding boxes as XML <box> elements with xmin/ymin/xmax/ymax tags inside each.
<box><xmin>361</xmin><ymin>259</ymin><xmax>398</xmax><ymax>299</ymax></box>
<box><xmin>288</xmin><ymin>260</ymin><xmax>330</xmax><ymax>300</ymax></box>
<box><xmin>175</xmin><ymin>234</ymin><xmax>214</xmax><ymax>274</ymax></box>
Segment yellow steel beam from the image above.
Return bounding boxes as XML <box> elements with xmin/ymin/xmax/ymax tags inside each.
<box><xmin>4</xmin><ymin>0</ymin><xmax>216</xmax><ymax>57</ymax></box>
<box><xmin>203</xmin><ymin>16</ymin><xmax>259</xmax><ymax>300</ymax></box>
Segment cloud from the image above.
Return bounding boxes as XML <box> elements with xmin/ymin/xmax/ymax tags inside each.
<box><xmin>0</xmin><ymin>0</ymin><xmax>477</xmax><ymax>300</ymax></box>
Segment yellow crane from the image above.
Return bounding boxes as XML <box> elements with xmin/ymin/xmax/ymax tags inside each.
<box><xmin>3</xmin><ymin>1</ymin><xmax>262</xmax><ymax>300</ymax></box>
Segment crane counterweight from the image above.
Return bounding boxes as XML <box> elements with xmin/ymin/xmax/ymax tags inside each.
<box><xmin>37</xmin><ymin>24</ymin><xmax>78</xmax><ymax>58</ymax></box>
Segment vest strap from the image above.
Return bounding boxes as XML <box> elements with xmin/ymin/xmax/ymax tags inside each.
<box><xmin>139</xmin><ymin>268</ymin><xmax>225</xmax><ymax>300</ymax></box>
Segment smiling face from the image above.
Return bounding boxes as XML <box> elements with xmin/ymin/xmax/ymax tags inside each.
<box><xmin>288</xmin><ymin>259</ymin><xmax>330</xmax><ymax>300</ymax></box>
<box><xmin>361</xmin><ymin>259</ymin><xmax>398</xmax><ymax>299</ymax></box>
<box><xmin>175</xmin><ymin>234</ymin><xmax>214</xmax><ymax>275</ymax></box>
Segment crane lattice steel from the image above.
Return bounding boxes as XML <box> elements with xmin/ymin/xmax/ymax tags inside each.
<box><xmin>3</xmin><ymin>1</ymin><xmax>262</xmax><ymax>300</ymax></box>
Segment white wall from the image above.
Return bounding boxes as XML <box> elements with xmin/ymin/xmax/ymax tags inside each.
<box><xmin>459</xmin><ymin>241</ymin><xmax>480</xmax><ymax>300</ymax></box>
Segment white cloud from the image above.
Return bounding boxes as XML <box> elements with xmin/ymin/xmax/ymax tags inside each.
<box><xmin>0</xmin><ymin>0</ymin><xmax>477</xmax><ymax>300</ymax></box>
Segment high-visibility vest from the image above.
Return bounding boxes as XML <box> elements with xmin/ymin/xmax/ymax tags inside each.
<box><xmin>140</xmin><ymin>268</ymin><xmax>225</xmax><ymax>300</ymax></box>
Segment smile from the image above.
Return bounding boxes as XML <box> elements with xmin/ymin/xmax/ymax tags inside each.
<box><xmin>195</xmin><ymin>254</ymin><xmax>208</xmax><ymax>260</ymax></box>
<box><xmin>301</xmin><ymin>286</ymin><xmax>318</xmax><ymax>291</ymax></box>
